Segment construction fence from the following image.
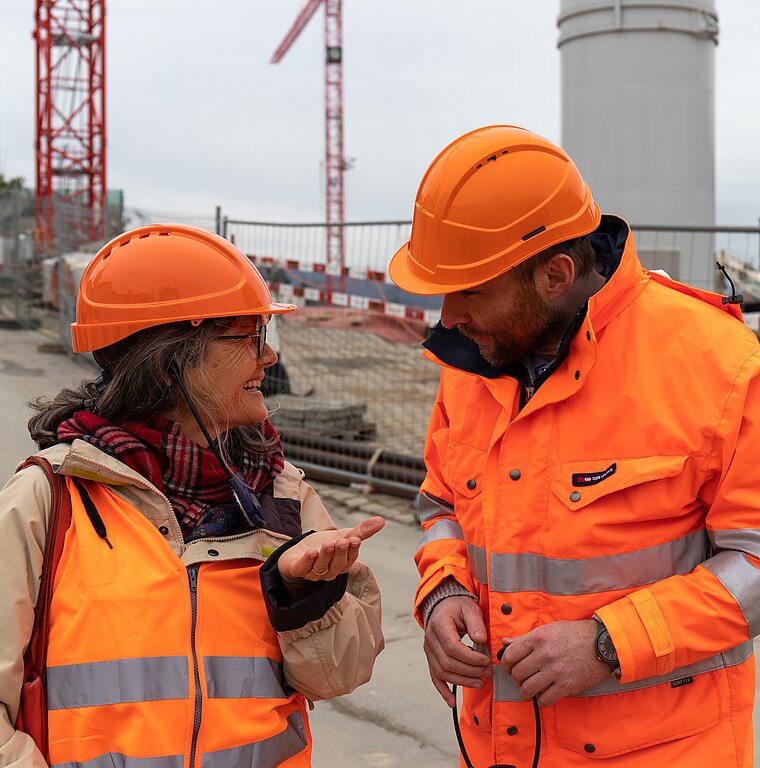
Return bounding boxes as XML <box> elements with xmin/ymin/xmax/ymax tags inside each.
<box><xmin>2</xmin><ymin>211</ymin><xmax>759</xmax><ymax>496</ymax></box>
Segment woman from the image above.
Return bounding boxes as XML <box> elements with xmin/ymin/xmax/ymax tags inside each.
<box><xmin>0</xmin><ymin>224</ymin><xmax>384</xmax><ymax>768</ymax></box>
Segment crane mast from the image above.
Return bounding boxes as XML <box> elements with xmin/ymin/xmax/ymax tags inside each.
<box><xmin>34</xmin><ymin>0</ymin><xmax>107</xmax><ymax>253</ymax></box>
<box><xmin>272</xmin><ymin>0</ymin><xmax>346</xmax><ymax>291</ymax></box>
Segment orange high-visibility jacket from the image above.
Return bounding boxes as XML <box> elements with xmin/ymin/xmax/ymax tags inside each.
<box><xmin>0</xmin><ymin>440</ymin><xmax>382</xmax><ymax>768</ymax></box>
<box><xmin>47</xmin><ymin>476</ymin><xmax>313</xmax><ymax>768</ymax></box>
<box><xmin>415</xmin><ymin>217</ymin><xmax>760</xmax><ymax>766</ymax></box>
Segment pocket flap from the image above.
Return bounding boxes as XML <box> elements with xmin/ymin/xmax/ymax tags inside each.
<box><xmin>551</xmin><ymin>455</ymin><xmax>688</xmax><ymax>510</ymax></box>
<box><xmin>448</xmin><ymin>442</ymin><xmax>485</xmax><ymax>499</ymax></box>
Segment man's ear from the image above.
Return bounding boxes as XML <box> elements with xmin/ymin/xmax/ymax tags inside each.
<box><xmin>535</xmin><ymin>253</ymin><xmax>575</xmax><ymax>301</ymax></box>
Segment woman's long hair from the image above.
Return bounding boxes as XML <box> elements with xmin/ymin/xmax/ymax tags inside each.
<box><xmin>27</xmin><ymin>318</ymin><xmax>278</xmax><ymax>464</ymax></box>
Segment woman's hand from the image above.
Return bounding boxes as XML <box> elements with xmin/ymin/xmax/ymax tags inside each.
<box><xmin>277</xmin><ymin>516</ymin><xmax>385</xmax><ymax>583</ymax></box>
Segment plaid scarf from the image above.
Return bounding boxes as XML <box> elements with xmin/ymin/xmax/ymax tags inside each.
<box><xmin>57</xmin><ymin>412</ymin><xmax>284</xmax><ymax>541</ymax></box>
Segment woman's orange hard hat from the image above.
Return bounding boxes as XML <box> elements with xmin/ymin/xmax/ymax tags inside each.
<box><xmin>71</xmin><ymin>223</ymin><xmax>296</xmax><ymax>353</ymax></box>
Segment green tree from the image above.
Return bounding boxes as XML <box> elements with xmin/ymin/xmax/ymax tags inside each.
<box><xmin>0</xmin><ymin>174</ymin><xmax>24</xmax><ymax>192</ymax></box>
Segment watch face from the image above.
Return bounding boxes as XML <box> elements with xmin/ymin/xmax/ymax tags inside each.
<box><xmin>596</xmin><ymin>629</ymin><xmax>618</xmax><ymax>664</ymax></box>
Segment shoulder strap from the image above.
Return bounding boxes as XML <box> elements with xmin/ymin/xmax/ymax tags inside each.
<box><xmin>19</xmin><ymin>457</ymin><xmax>73</xmax><ymax>684</ymax></box>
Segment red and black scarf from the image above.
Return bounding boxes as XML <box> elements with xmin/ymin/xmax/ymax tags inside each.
<box><xmin>57</xmin><ymin>412</ymin><xmax>284</xmax><ymax>541</ymax></box>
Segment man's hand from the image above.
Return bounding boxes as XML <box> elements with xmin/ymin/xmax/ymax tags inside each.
<box><xmin>424</xmin><ymin>596</ymin><xmax>492</xmax><ymax>708</ymax></box>
<box><xmin>277</xmin><ymin>517</ymin><xmax>385</xmax><ymax>583</ymax></box>
<box><xmin>500</xmin><ymin>619</ymin><xmax>612</xmax><ymax>708</ymax></box>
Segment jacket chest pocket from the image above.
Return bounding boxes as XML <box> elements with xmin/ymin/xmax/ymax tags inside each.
<box><xmin>550</xmin><ymin>455</ymin><xmax>692</xmax><ymax>523</ymax></box>
<box><xmin>447</xmin><ymin>441</ymin><xmax>486</xmax><ymax>522</ymax></box>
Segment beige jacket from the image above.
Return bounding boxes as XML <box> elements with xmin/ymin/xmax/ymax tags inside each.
<box><xmin>0</xmin><ymin>439</ymin><xmax>383</xmax><ymax>768</ymax></box>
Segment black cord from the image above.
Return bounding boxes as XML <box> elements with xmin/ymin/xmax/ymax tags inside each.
<box><xmin>531</xmin><ymin>695</ymin><xmax>541</xmax><ymax>768</ymax></box>
<box><xmin>451</xmin><ymin>684</ymin><xmax>475</xmax><ymax>768</ymax></box>
<box><xmin>169</xmin><ymin>362</ymin><xmax>265</xmax><ymax>527</ymax></box>
<box><xmin>451</xmin><ymin>681</ymin><xmax>541</xmax><ymax>768</ymax></box>
<box><xmin>71</xmin><ymin>477</ymin><xmax>113</xmax><ymax>549</ymax></box>
<box><xmin>715</xmin><ymin>261</ymin><xmax>744</xmax><ymax>305</ymax></box>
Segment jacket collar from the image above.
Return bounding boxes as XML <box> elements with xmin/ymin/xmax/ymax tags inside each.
<box><xmin>29</xmin><ymin>439</ymin><xmax>165</xmax><ymax>495</ymax></box>
<box><xmin>422</xmin><ymin>215</ymin><xmax>642</xmax><ymax>381</ymax></box>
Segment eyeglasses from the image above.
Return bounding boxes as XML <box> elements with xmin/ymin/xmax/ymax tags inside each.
<box><xmin>217</xmin><ymin>324</ymin><xmax>267</xmax><ymax>357</ymax></box>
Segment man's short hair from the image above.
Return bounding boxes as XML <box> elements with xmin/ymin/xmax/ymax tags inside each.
<box><xmin>511</xmin><ymin>236</ymin><xmax>596</xmax><ymax>284</ymax></box>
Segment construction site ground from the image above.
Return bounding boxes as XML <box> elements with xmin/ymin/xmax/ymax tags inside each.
<box><xmin>3</xmin><ymin>316</ymin><xmax>760</xmax><ymax>767</ymax></box>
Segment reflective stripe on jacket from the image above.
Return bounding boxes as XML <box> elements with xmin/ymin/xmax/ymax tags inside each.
<box><xmin>47</xmin><ymin>476</ymin><xmax>311</xmax><ymax>768</ymax></box>
<box><xmin>415</xmin><ymin>217</ymin><xmax>760</xmax><ymax>766</ymax></box>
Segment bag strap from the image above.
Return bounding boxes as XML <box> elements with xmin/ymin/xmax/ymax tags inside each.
<box><xmin>19</xmin><ymin>457</ymin><xmax>73</xmax><ymax>686</ymax></box>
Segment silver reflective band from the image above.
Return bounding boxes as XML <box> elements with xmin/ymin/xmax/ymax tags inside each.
<box><xmin>201</xmin><ymin>712</ymin><xmax>307</xmax><ymax>768</ymax></box>
<box><xmin>708</xmin><ymin>528</ymin><xmax>760</xmax><ymax>560</ymax></box>
<box><xmin>418</xmin><ymin>493</ymin><xmax>455</xmax><ymax>524</ymax></box>
<box><xmin>204</xmin><ymin>656</ymin><xmax>289</xmax><ymax>700</ymax></box>
<box><xmin>417</xmin><ymin>518</ymin><xmax>464</xmax><ymax>551</ymax></box>
<box><xmin>51</xmin><ymin>713</ymin><xmax>307</xmax><ymax>768</ymax></box>
<box><xmin>47</xmin><ymin>656</ymin><xmax>189</xmax><ymax>710</ymax></box>
<box><xmin>53</xmin><ymin>754</ymin><xmax>184</xmax><ymax>768</ymax></box>
<box><xmin>485</xmin><ymin>529</ymin><xmax>710</xmax><ymax>594</ymax></box>
<box><xmin>493</xmin><ymin>640</ymin><xmax>753</xmax><ymax>702</ymax></box>
<box><xmin>467</xmin><ymin>542</ymin><xmax>488</xmax><ymax>585</ymax></box>
<box><xmin>703</xmin><ymin>550</ymin><xmax>760</xmax><ymax>636</ymax></box>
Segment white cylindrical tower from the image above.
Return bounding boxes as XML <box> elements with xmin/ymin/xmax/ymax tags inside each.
<box><xmin>558</xmin><ymin>0</ymin><xmax>719</xmax><ymax>288</ymax></box>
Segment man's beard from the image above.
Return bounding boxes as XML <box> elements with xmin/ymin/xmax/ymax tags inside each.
<box><xmin>463</xmin><ymin>286</ymin><xmax>572</xmax><ymax>368</ymax></box>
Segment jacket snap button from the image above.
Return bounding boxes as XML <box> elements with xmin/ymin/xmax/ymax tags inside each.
<box><xmin>584</xmin><ymin>744</ymin><xmax>596</xmax><ymax>753</ymax></box>
<box><xmin>586</xmin><ymin>330</ymin><xmax>591</xmax><ymax>341</ymax></box>
<box><xmin>574</xmin><ymin>369</ymin><xmax>581</xmax><ymax>380</ymax></box>
<box><xmin>473</xmin><ymin>715</ymin><xmax>479</xmax><ymax>726</ymax></box>
<box><xmin>509</xmin><ymin>469</ymin><xmax>521</xmax><ymax>481</ymax></box>
<box><xmin>158</xmin><ymin>525</ymin><xmax>169</xmax><ymax>535</ymax></box>
<box><xmin>501</xmin><ymin>603</ymin><xmax>512</xmax><ymax>615</ymax></box>
<box><xmin>506</xmin><ymin>725</ymin><xmax>518</xmax><ymax>736</ymax></box>
<box><xmin>208</xmin><ymin>549</ymin><xmax>220</xmax><ymax>557</ymax></box>
<box><xmin>570</xmin><ymin>491</ymin><xmax>581</xmax><ymax>502</ymax></box>
<box><xmin>467</xmin><ymin>479</ymin><xmax>477</xmax><ymax>490</ymax></box>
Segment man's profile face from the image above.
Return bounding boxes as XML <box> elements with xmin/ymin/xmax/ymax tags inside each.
<box><xmin>440</xmin><ymin>268</ymin><xmax>566</xmax><ymax>367</ymax></box>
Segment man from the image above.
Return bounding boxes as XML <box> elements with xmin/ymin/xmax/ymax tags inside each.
<box><xmin>388</xmin><ymin>125</ymin><xmax>760</xmax><ymax>767</ymax></box>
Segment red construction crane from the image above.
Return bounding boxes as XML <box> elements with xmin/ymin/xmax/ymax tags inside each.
<box><xmin>272</xmin><ymin>0</ymin><xmax>346</xmax><ymax>292</ymax></box>
<box><xmin>34</xmin><ymin>0</ymin><xmax>107</xmax><ymax>253</ymax></box>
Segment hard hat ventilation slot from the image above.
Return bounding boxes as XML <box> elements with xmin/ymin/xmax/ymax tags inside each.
<box><xmin>475</xmin><ymin>150</ymin><xmax>508</xmax><ymax>170</ymax></box>
<box><xmin>522</xmin><ymin>226</ymin><xmax>546</xmax><ymax>241</ymax></box>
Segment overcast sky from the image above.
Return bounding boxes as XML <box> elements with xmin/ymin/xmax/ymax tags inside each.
<box><xmin>0</xmin><ymin>1</ymin><xmax>758</xmax><ymax>226</ymax></box>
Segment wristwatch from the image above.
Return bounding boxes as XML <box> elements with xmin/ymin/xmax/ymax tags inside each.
<box><xmin>593</xmin><ymin>615</ymin><xmax>621</xmax><ymax>677</ymax></box>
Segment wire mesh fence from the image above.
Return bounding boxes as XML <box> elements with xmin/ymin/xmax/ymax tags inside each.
<box><xmin>0</xmin><ymin>190</ymin><xmax>37</xmax><ymax>329</ymax></box>
<box><xmin>2</xmin><ymin>209</ymin><xmax>758</xmax><ymax>495</ymax></box>
<box><xmin>221</xmin><ymin>217</ymin><xmax>760</xmax><ymax>492</ymax></box>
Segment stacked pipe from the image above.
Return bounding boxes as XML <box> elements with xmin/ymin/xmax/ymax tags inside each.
<box><xmin>278</xmin><ymin>427</ymin><xmax>425</xmax><ymax>499</ymax></box>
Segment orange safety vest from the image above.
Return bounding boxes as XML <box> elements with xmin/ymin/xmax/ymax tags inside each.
<box><xmin>415</xmin><ymin>218</ymin><xmax>760</xmax><ymax>766</ymax></box>
<box><xmin>46</xmin><ymin>478</ymin><xmax>311</xmax><ymax>768</ymax></box>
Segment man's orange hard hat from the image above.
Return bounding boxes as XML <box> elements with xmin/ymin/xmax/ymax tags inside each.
<box><xmin>389</xmin><ymin>125</ymin><xmax>601</xmax><ymax>295</ymax></box>
<box><xmin>71</xmin><ymin>223</ymin><xmax>296</xmax><ymax>353</ymax></box>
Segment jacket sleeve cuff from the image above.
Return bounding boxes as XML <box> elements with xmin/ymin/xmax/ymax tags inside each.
<box><xmin>596</xmin><ymin>588</ymin><xmax>670</xmax><ymax>683</ymax></box>
<box><xmin>260</xmin><ymin>530</ymin><xmax>349</xmax><ymax>632</ymax></box>
<box><xmin>419</xmin><ymin>576</ymin><xmax>477</xmax><ymax>629</ymax></box>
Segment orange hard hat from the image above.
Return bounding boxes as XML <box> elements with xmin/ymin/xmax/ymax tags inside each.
<box><xmin>71</xmin><ymin>223</ymin><xmax>297</xmax><ymax>353</ymax></box>
<box><xmin>389</xmin><ymin>125</ymin><xmax>601</xmax><ymax>295</ymax></box>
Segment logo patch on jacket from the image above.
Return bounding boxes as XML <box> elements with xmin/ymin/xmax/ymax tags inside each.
<box><xmin>572</xmin><ymin>463</ymin><xmax>616</xmax><ymax>487</ymax></box>
<box><xmin>670</xmin><ymin>676</ymin><xmax>694</xmax><ymax>688</ymax></box>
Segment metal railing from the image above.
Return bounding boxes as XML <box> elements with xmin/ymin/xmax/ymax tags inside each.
<box><xmin>218</xmin><ymin>217</ymin><xmax>760</xmax><ymax>494</ymax></box>
<box><xmin>5</xmin><ymin>210</ymin><xmax>759</xmax><ymax>496</ymax></box>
